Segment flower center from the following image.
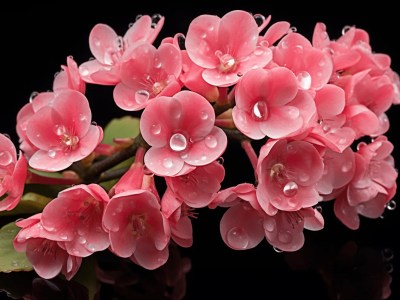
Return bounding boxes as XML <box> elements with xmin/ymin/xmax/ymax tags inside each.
<box><xmin>130</xmin><ymin>214</ymin><xmax>147</xmax><ymax>236</ymax></box>
<box><xmin>215</xmin><ymin>50</ymin><xmax>237</xmax><ymax>73</ymax></box>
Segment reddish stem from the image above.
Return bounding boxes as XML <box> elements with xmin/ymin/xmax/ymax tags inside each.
<box><xmin>241</xmin><ymin>140</ymin><xmax>258</xmax><ymax>180</ymax></box>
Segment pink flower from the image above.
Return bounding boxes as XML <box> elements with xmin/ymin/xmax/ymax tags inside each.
<box><xmin>140</xmin><ymin>91</ymin><xmax>227</xmax><ymax>176</ymax></box>
<box><xmin>113</xmin><ymin>43</ymin><xmax>182</xmax><ymax>111</ymax></box>
<box><xmin>334</xmin><ymin>136</ymin><xmax>398</xmax><ymax>229</ymax></box>
<box><xmin>25</xmin><ymin>90</ymin><xmax>103</xmax><ymax>171</ymax></box>
<box><xmin>164</xmin><ymin>161</ymin><xmax>225</xmax><ymax>209</ymax></box>
<box><xmin>53</xmin><ymin>56</ymin><xmax>86</xmax><ymax>93</ymax></box>
<box><xmin>40</xmin><ymin>184</ymin><xmax>110</xmax><ymax>257</ymax></box>
<box><xmin>273</xmin><ymin>32</ymin><xmax>333</xmax><ymax>91</ymax></box>
<box><xmin>263</xmin><ymin>207</ymin><xmax>324</xmax><ymax>252</ymax></box>
<box><xmin>14</xmin><ymin>214</ymin><xmax>82</xmax><ymax>280</ymax></box>
<box><xmin>79</xmin><ymin>15</ymin><xmax>165</xmax><ymax>85</ymax></box>
<box><xmin>232</xmin><ymin>67</ymin><xmax>316</xmax><ymax>139</ymax></box>
<box><xmin>185</xmin><ymin>10</ymin><xmax>272</xmax><ymax>87</ymax></box>
<box><xmin>256</xmin><ymin>139</ymin><xmax>324</xmax><ymax>215</ymax></box>
<box><xmin>103</xmin><ymin>190</ymin><xmax>170</xmax><ymax>270</ymax></box>
<box><xmin>0</xmin><ymin>133</ymin><xmax>28</xmax><ymax>211</ymax></box>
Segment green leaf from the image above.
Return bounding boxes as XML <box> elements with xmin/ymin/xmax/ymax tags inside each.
<box><xmin>0</xmin><ymin>193</ymin><xmax>51</xmax><ymax>217</ymax></box>
<box><xmin>28</xmin><ymin>168</ymin><xmax>64</xmax><ymax>179</ymax></box>
<box><xmin>0</xmin><ymin>222</ymin><xmax>32</xmax><ymax>273</ymax></box>
<box><xmin>102</xmin><ymin>116</ymin><xmax>140</xmax><ymax>145</ymax></box>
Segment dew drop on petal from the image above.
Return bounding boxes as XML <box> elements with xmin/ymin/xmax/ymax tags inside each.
<box><xmin>253</xmin><ymin>13</ymin><xmax>266</xmax><ymax>27</ymax></box>
<box><xmin>78</xmin><ymin>236</ymin><xmax>87</xmax><ymax>245</ymax></box>
<box><xmin>382</xmin><ymin>248</ymin><xmax>394</xmax><ymax>261</ymax></box>
<box><xmin>205</xmin><ymin>135</ymin><xmax>218</xmax><ymax>149</ymax></box>
<box><xmin>48</xmin><ymin>149</ymin><xmax>56</xmax><ymax>158</ymax></box>
<box><xmin>298</xmin><ymin>172</ymin><xmax>310</xmax><ymax>183</ymax></box>
<box><xmin>254</xmin><ymin>46</ymin><xmax>265</xmax><ymax>56</ymax></box>
<box><xmin>87</xmin><ymin>243</ymin><xmax>96</xmax><ymax>252</ymax></box>
<box><xmin>151</xmin><ymin>123</ymin><xmax>161</xmax><ymax>135</ymax></box>
<box><xmin>170</xmin><ymin>133</ymin><xmax>187</xmax><ymax>151</ymax></box>
<box><xmin>252</xmin><ymin>101</ymin><xmax>268</xmax><ymax>120</ymax></box>
<box><xmin>217</xmin><ymin>157</ymin><xmax>224</xmax><ymax>165</ymax></box>
<box><xmin>263</xmin><ymin>218</ymin><xmax>276</xmax><ymax>232</ymax></box>
<box><xmin>237</xmin><ymin>72</ymin><xmax>243</xmax><ymax>77</ymax></box>
<box><xmin>201</xmin><ymin>32</ymin><xmax>207</xmax><ymax>39</ymax></box>
<box><xmin>0</xmin><ymin>151</ymin><xmax>13</xmax><ymax>166</ymax></box>
<box><xmin>29</xmin><ymin>91</ymin><xmax>39</xmax><ymax>103</ymax></box>
<box><xmin>386</xmin><ymin>200</ymin><xmax>396</xmax><ymax>211</ymax></box>
<box><xmin>315</xmin><ymin>205</ymin><xmax>323</xmax><ymax>213</ymax></box>
<box><xmin>170</xmin><ymin>99</ymin><xmax>183</xmax><ymax>119</ymax></box>
<box><xmin>273</xmin><ymin>246</ymin><xmax>284</xmax><ymax>253</ymax></box>
<box><xmin>163</xmin><ymin>158</ymin><xmax>174</xmax><ymax>169</ymax></box>
<box><xmin>283</xmin><ymin>181</ymin><xmax>298</xmax><ymax>197</ymax></box>
<box><xmin>110</xmin><ymin>223</ymin><xmax>120</xmax><ymax>232</ymax></box>
<box><xmin>281</xmin><ymin>40</ymin><xmax>288</xmax><ymax>49</ymax></box>
<box><xmin>297</xmin><ymin>71</ymin><xmax>312</xmax><ymax>90</ymax></box>
<box><xmin>341</xmin><ymin>161</ymin><xmax>353</xmax><ymax>173</ymax></box>
<box><xmin>79</xmin><ymin>114</ymin><xmax>87</xmax><ymax>122</ymax></box>
<box><xmin>176</xmin><ymin>33</ymin><xmax>186</xmax><ymax>49</ymax></box>
<box><xmin>59</xmin><ymin>233</ymin><xmax>69</xmax><ymax>240</ymax></box>
<box><xmin>278</xmin><ymin>231</ymin><xmax>293</xmax><ymax>244</ymax></box>
<box><xmin>135</xmin><ymin>90</ymin><xmax>150</xmax><ymax>104</ymax></box>
<box><xmin>200</xmin><ymin>111</ymin><xmax>209</xmax><ymax>120</ymax></box>
<box><xmin>294</xmin><ymin>44</ymin><xmax>303</xmax><ymax>53</ymax></box>
<box><xmin>342</xmin><ymin>25</ymin><xmax>352</xmax><ymax>35</ymax></box>
<box><xmin>289</xmin><ymin>26</ymin><xmax>297</xmax><ymax>33</ymax></box>
<box><xmin>54</xmin><ymin>124</ymin><xmax>66</xmax><ymax>136</ymax></box>
<box><xmin>318</xmin><ymin>59</ymin><xmax>326</xmax><ymax>67</ymax></box>
<box><xmin>286</xmin><ymin>106</ymin><xmax>300</xmax><ymax>119</ymax></box>
<box><xmin>226</xmin><ymin>227</ymin><xmax>249</xmax><ymax>249</ymax></box>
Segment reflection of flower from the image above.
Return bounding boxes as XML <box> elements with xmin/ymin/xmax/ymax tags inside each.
<box><xmin>285</xmin><ymin>239</ymin><xmax>394</xmax><ymax>300</ymax></box>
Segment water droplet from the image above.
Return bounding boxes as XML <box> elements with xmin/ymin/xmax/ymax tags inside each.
<box><xmin>320</xmin><ymin>31</ymin><xmax>328</xmax><ymax>40</ymax></box>
<box><xmin>294</xmin><ymin>44</ymin><xmax>303</xmax><ymax>54</ymax></box>
<box><xmin>151</xmin><ymin>123</ymin><xmax>162</xmax><ymax>135</ymax></box>
<box><xmin>110</xmin><ymin>223</ymin><xmax>120</xmax><ymax>232</ymax></box>
<box><xmin>59</xmin><ymin>233</ymin><xmax>69</xmax><ymax>240</ymax></box>
<box><xmin>278</xmin><ymin>231</ymin><xmax>293</xmax><ymax>245</ymax></box>
<box><xmin>151</xmin><ymin>14</ymin><xmax>163</xmax><ymax>27</ymax></box>
<box><xmin>205</xmin><ymin>135</ymin><xmax>217</xmax><ymax>149</ymax></box>
<box><xmin>382</xmin><ymin>248</ymin><xmax>394</xmax><ymax>261</ymax></box>
<box><xmin>169</xmin><ymin>99</ymin><xmax>182</xmax><ymax>119</ymax></box>
<box><xmin>315</xmin><ymin>205</ymin><xmax>323</xmax><ymax>213</ymax></box>
<box><xmin>226</xmin><ymin>227</ymin><xmax>249</xmax><ymax>249</ymax></box>
<box><xmin>283</xmin><ymin>181</ymin><xmax>298</xmax><ymax>197</ymax></box>
<box><xmin>338</xmin><ymin>137</ymin><xmax>347</xmax><ymax>145</ymax></box>
<box><xmin>286</xmin><ymin>106</ymin><xmax>300</xmax><ymax>119</ymax></box>
<box><xmin>281</xmin><ymin>40</ymin><xmax>288</xmax><ymax>49</ymax></box>
<box><xmin>385</xmin><ymin>263</ymin><xmax>394</xmax><ymax>274</ymax></box>
<box><xmin>252</xmin><ymin>101</ymin><xmax>268</xmax><ymax>120</ymax></box>
<box><xmin>0</xmin><ymin>151</ymin><xmax>13</xmax><ymax>166</ymax></box>
<box><xmin>286</xmin><ymin>144</ymin><xmax>296</xmax><ymax>153</ymax></box>
<box><xmin>180</xmin><ymin>153</ymin><xmax>188</xmax><ymax>159</ymax></box>
<box><xmin>78</xmin><ymin>236</ymin><xmax>87</xmax><ymax>245</ymax></box>
<box><xmin>11</xmin><ymin>260</ymin><xmax>19</xmax><ymax>267</ymax></box>
<box><xmin>273</xmin><ymin>246</ymin><xmax>284</xmax><ymax>253</ymax></box>
<box><xmin>341</xmin><ymin>161</ymin><xmax>353</xmax><ymax>173</ymax></box>
<box><xmin>298</xmin><ymin>172</ymin><xmax>310</xmax><ymax>183</ymax></box>
<box><xmin>217</xmin><ymin>157</ymin><xmax>224</xmax><ymax>165</ymax></box>
<box><xmin>87</xmin><ymin>243</ymin><xmax>96</xmax><ymax>252</ymax></box>
<box><xmin>342</xmin><ymin>25</ymin><xmax>352</xmax><ymax>35</ymax></box>
<box><xmin>263</xmin><ymin>218</ymin><xmax>276</xmax><ymax>232</ymax></box>
<box><xmin>289</xmin><ymin>26</ymin><xmax>297</xmax><ymax>33</ymax></box>
<box><xmin>114</xmin><ymin>36</ymin><xmax>124</xmax><ymax>50</ymax></box>
<box><xmin>254</xmin><ymin>46</ymin><xmax>265</xmax><ymax>56</ymax></box>
<box><xmin>253</xmin><ymin>13</ymin><xmax>266</xmax><ymax>27</ymax></box>
<box><xmin>135</xmin><ymin>14</ymin><xmax>143</xmax><ymax>21</ymax></box>
<box><xmin>170</xmin><ymin>133</ymin><xmax>187</xmax><ymax>151</ymax></box>
<box><xmin>176</xmin><ymin>33</ymin><xmax>186</xmax><ymax>49</ymax></box>
<box><xmin>79</xmin><ymin>114</ymin><xmax>87</xmax><ymax>122</ymax></box>
<box><xmin>318</xmin><ymin>59</ymin><xmax>326</xmax><ymax>67</ymax></box>
<box><xmin>48</xmin><ymin>149</ymin><xmax>56</xmax><ymax>158</ymax></box>
<box><xmin>237</xmin><ymin>72</ymin><xmax>243</xmax><ymax>77</ymax></box>
<box><xmin>154</xmin><ymin>60</ymin><xmax>162</xmax><ymax>69</ymax></box>
<box><xmin>54</xmin><ymin>124</ymin><xmax>66</xmax><ymax>136</ymax></box>
<box><xmin>200</xmin><ymin>111</ymin><xmax>209</xmax><ymax>120</ymax></box>
<box><xmin>135</xmin><ymin>90</ymin><xmax>150</xmax><ymax>104</ymax></box>
<box><xmin>201</xmin><ymin>32</ymin><xmax>207</xmax><ymax>39</ymax></box>
<box><xmin>29</xmin><ymin>91</ymin><xmax>39</xmax><ymax>103</ymax></box>
<box><xmin>322</xmin><ymin>125</ymin><xmax>330</xmax><ymax>132</ymax></box>
<box><xmin>288</xmin><ymin>197</ymin><xmax>298</xmax><ymax>207</ymax></box>
<box><xmin>386</xmin><ymin>200</ymin><xmax>396</xmax><ymax>211</ymax></box>
<box><xmin>297</xmin><ymin>71</ymin><xmax>312</xmax><ymax>90</ymax></box>
<box><xmin>163</xmin><ymin>158</ymin><xmax>174</xmax><ymax>169</ymax></box>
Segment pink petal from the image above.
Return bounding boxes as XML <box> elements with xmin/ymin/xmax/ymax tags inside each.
<box><xmin>184</xmin><ymin>127</ymin><xmax>227</xmax><ymax>166</ymax></box>
<box><xmin>185</xmin><ymin>14</ymin><xmax>221</xmax><ymax>68</ymax></box>
<box><xmin>29</xmin><ymin>150</ymin><xmax>72</xmax><ymax>171</ymax></box>
<box><xmin>334</xmin><ymin>194</ymin><xmax>360</xmax><ymax>230</ymax></box>
<box><xmin>312</xmin><ymin>22</ymin><xmax>330</xmax><ymax>49</ymax></box>
<box><xmin>202</xmin><ymin>68</ymin><xmax>240</xmax><ymax>87</ymax></box>
<box><xmin>220</xmin><ymin>202</ymin><xmax>264</xmax><ymax>250</ymax></box>
<box><xmin>171</xmin><ymin>217</ymin><xmax>193</xmax><ymax>248</ymax></box>
<box><xmin>123</xmin><ymin>15</ymin><xmax>152</xmax><ymax>44</ymax></box>
<box><xmin>89</xmin><ymin>24</ymin><xmax>118</xmax><ymax>64</ymax></box>
<box><xmin>345</xmin><ymin>104</ymin><xmax>380</xmax><ymax>136</ymax></box>
<box><xmin>218</xmin><ymin>10</ymin><xmax>259</xmax><ymax>58</ymax></box>
<box><xmin>232</xmin><ymin>108</ymin><xmax>265</xmax><ymax>140</ymax></box>
<box><xmin>108</xmin><ymin>226</ymin><xmax>137</xmax><ymax>258</ymax></box>
<box><xmin>132</xmin><ymin>238</ymin><xmax>169</xmax><ymax>270</ymax></box>
<box><xmin>314</xmin><ymin>84</ymin><xmax>345</xmax><ymax>118</ymax></box>
<box><xmin>303</xmin><ymin>208</ymin><xmax>324</xmax><ymax>231</ymax></box>
<box><xmin>113</xmin><ymin>82</ymin><xmax>142</xmax><ymax>111</ymax></box>
<box><xmin>79</xmin><ymin>60</ymin><xmax>120</xmax><ymax>85</ymax></box>
<box><xmin>261</xmin><ymin>106</ymin><xmax>303</xmax><ymax>138</ymax></box>
<box><xmin>356</xmin><ymin>193</ymin><xmax>387</xmax><ymax>218</ymax></box>
<box><xmin>161</xmin><ymin>188</ymin><xmax>183</xmax><ymax>218</ymax></box>
<box><xmin>264</xmin><ymin>21</ymin><xmax>291</xmax><ymax>45</ymax></box>
<box><xmin>144</xmin><ymin>147</ymin><xmax>184</xmax><ymax>177</ymax></box>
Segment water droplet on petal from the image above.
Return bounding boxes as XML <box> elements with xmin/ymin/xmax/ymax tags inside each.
<box><xmin>341</xmin><ymin>161</ymin><xmax>353</xmax><ymax>173</ymax></box>
<box><xmin>79</xmin><ymin>114</ymin><xmax>87</xmax><ymax>122</ymax></box>
<box><xmin>283</xmin><ymin>181</ymin><xmax>298</xmax><ymax>197</ymax></box>
<box><xmin>170</xmin><ymin>99</ymin><xmax>182</xmax><ymax>119</ymax></box>
<box><xmin>110</xmin><ymin>223</ymin><xmax>120</xmax><ymax>232</ymax></box>
<box><xmin>226</xmin><ymin>227</ymin><xmax>249</xmax><ymax>249</ymax></box>
<box><xmin>297</xmin><ymin>71</ymin><xmax>312</xmax><ymax>90</ymax></box>
<box><xmin>54</xmin><ymin>124</ymin><xmax>66</xmax><ymax>136</ymax></box>
<box><xmin>59</xmin><ymin>233</ymin><xmax>69</xmax><ymax>240</ymax></box>
<box><xmin>78</xmin><ymin>236</ymin><xmax>87</xmax><ymax>245</ymax></box>
<box><xmin>48</xmin><ymin>149</ymin><xmax>56</xmax><ymax>158</ymax></box>
<box><xmin>170</xmin><ymin>133</ymin><xmax>187</xmax><ymax>151</ymax></box>
<box><xmin>263</xmin><ymin>218</ymin><xmax>276</xmax><ymax>232</ymax></box>
<box><xmin>29</xmin><ymin>91</ymin><xmax>39</xmax><ymax>103</ymax></box>
<box><xmin>281</xmin><ymin>40</ymin><xmax>288</xmax><ymax>49</ymax></box>
<box><xmin>163</xmin><ymin>158</ymin><xmax>174</xmax><ymax>169</ymax></box>
<box><xmin>201</xmin><ymin>32</ymin><xmax>207</xmax><ymax>39</ymax></box>
<box><xmin>205</xmin><ymin>135</ymin><xmax>217</xmax><ymax>149</ymax></box>
<box><xmin>273</xmin><ymin>246</ymin><xmax>284</xmax><ymax>253</ymax></box>
<box><xmin>342</xmin><ymin>25</ymin><xmax>352</xmax><ymax>35</ymax></box>
<box><xmin>318</xmin><ymin>59</ymin><xmax>326</xmax><ymax>67</ymax></box>
<box><xmin>320</xmin><ymin>31</ymin><xmax>328</xmax><ymax>40</ymax></box>
<box><xmin>298</xmin><ymin>172</ymin><xmax>310</xmax><ymax>183</ymax></box>
<box><xmin>278</xmin><ymin>231</ymin><xmax>293</xmax><ymax>244</ymax></box>
<box><xmin>135</xmin><ymin>90</ymin><xmax>150</xmax><ymax>104</ymax></box>
<box><xmin>148</xmin><ymin>124</ymin><xmax>161</xmax><ymax>137</ymax></box>
<box><xmin>289</xmin><ymin>26</ymin><xmax>297</xmax><ymax>33</ymax></box>
<box><xmin>200</xmin><ymin>111</ymin><xmax>209</xmax><ymax>120</ymax></box>
<box><xmin>382</xmin><ymin>248</ymin><xmax>394</xmax><ymax>261</ymax></box>
<box><xmin>237</xmin><ymin>72</ymin><xmax>243</xmax><ymax>77</ymax></box>
<box><xmin>217</xmin><ymin>157</ymin><xmax>224</xmax><ymax>165</ymax></box>
<box><xmin>176</xmin><ymin>33</ymin><xmax>186</xmax><ymax>49</ymax></box>
<box><xmin>286</xmin><ymin>106</ymin><xmax>300</xmax><ymax>119</ymax></box>
<box><xmin>253</xmin><ymin>13</ymin><xmax>266</xmax><ymax>27</ymax></box>
<box><xmin>154</xmin><ymin>60</ymin><xmax>162</xmax><ymax>69</ymax></box>
<box><xmin>254</xmin><ymin>46</ymin><xmax>265</xmax><ymax>56</ymax></box>
<box><xmin>135</xmin><ymin>14</ymin><xmax>143</xmax><ymax>21</ymax></box>
<box><xmin>252</xmin><ymin>101</ymin><xmax>268</xmax><ymax>120</ymax></box>
<box><xmin>0</xmin><ymin>151</ymin><xmax>13</xmax><ymax>166</ymax></box>
<box><xmin>294</xmin><ymin>44</ymin><xmax>303</xmax><ymax>53</ymax></box>
<box><xmin>315</xmin><ymin>205</ymin><xmax>323</xmax><ymax>213</ymax></box>
<box><xmin>87</xmin><ymin>243</ymin><xmax>96</xmax><ymax>252</ymax></box>
<box><xmin>386</xmin><ymin>200</ymin><xmax>396</xmax><ymax>211</ymax></box>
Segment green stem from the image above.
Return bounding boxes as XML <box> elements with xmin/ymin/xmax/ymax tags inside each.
<box><xmin>221</xmin><ymin>127</ymin><xmax>250</xmax><ymax>142</ymax></box>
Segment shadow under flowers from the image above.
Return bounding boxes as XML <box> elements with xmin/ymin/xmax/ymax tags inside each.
<box><xmin>0</xmin><ymin>234</ymin><xmax>394</xmax><ymax>300</ymax></box>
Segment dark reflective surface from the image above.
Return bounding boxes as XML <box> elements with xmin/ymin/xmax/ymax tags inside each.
<box><xmin>1</xmin><ymin>4</ymin><xmax>400</xmax><ymax>300</ymax></box>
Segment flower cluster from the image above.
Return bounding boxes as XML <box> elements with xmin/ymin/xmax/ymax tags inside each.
<box><xmin>0</xmin><ymin>10</ymin><xmax>399</xmax><ymax>281</ymax></box>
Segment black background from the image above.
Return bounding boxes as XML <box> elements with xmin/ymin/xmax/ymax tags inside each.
<box><xmin>1</xmin><ymin>2</ymin><xmax>400</xmax><ymax>299</ymax></box>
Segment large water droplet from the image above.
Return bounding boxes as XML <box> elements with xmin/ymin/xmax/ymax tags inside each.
<box><xmin>253</xmin><ymin>13</ymin><xmax>266</xmax><ymax>27</ymax></box>
<box><xmin>341</xmin><ymin>161</ymin><xmax>353</xmax><ymax>173</ymax></box>
<box><xmin>283</xmin><ymin>181</ymin><xmax>298</xmax><ymax>197</ymax></box>
<box><xmin>163</xmin><ymin>158</ymin><xmax>174</xmax><ymax>169</ymax></box>
<box><xmin>226</xmin><ymin>227</ymin><xmax>249</xmax><ymax>250</ymax></box>
<box><xmin>170</xmin><ymin>133</ymin><xmax>187</xmax><ymax>151</ymax></box>
<box><xmin>135</xmin><ymin>90</ymin><xmax>150</xmax><ymax>104</ymax></box>
<box><xmin>0</xmin><ymin>151</ymin><xmax>13</xmax><ymax>166</ymax></box>
<box><xmin>286</xmin><ymin>106</ymin><xmax>300</xmax><ymax>119</ymax></box>
<box><xmin>252</xmin><ymin>101</ymin><xmax>268</xmax><ymax>120</ymax></box>
<box><xmin>29</xmin><ymin>91</ymin><xmax>39</xmax><ymax>103</ymax></box>
<box><xmin>278</xmin><ymin>231</ymin><xmax>293</xmax><ymax>244</ymax></box>
<box><xmin>297</xmin><ymin>71</ymin><xmax>312</xmax><ymax>90</ymax></box>
<box><xmin>151</xmin><ymin>123</ymin><xmax>161</xmax><ymax>135</ymax></box>
<box><xmin>205</xmin><ymin>135</ymin><xmax>217</xmax><ymax>149</ymax></box>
